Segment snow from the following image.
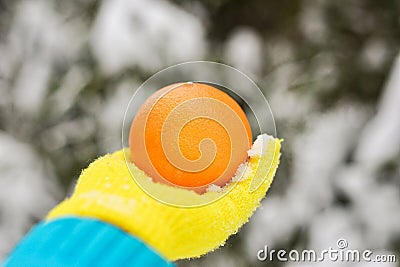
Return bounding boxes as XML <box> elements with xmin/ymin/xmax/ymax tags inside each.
<box><xmin>224</xmin><ymin>27</ymin><xmax>263</xmax><ymax>77</ymax></box>
<box><xmin>247</xmin><ymin>134</ymin><xmax>274</xmax><ymax>158</ymax></box>
<box><xmin>0</xmin><ymin>133</ymin><xmax>59</xmax><ymax>258</ymax></box>
<box><xmin>355</xmin><ymin>53</ymin><xmax>400</xmax><ymax>170</ymax></box>
<box><xmin>91</xmin><ymin>0</ymin><xmax>207</xmax><ymax>75</ymax></box>
<box><xmin>206</xmin><ymin>184</ymin><xmax>222</xmax><ymax>193</ymax></box>
<box><xmin>9</xmin><ymin>1</ymin><xmax>84</xmax><ymax>115</ymax></box>
<box><xmin>299</xmin><ymin>0</ymin><xmax>327</xmax><ymax>44</ymax></box>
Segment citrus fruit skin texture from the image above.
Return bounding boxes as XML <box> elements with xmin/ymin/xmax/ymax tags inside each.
<box><xmin>129</xmin><ymin>82</ymin><xmax>252</xmax><ymax>193</ymax></box>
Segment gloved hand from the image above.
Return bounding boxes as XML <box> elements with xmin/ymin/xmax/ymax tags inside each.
<box><xmin>3</xmin><ymin>135</ymin><xmax>281</xmax><ymax>266</ymax></box>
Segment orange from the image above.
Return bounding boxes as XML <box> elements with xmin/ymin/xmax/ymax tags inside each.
<box><xmin>129</xmin><ymin>82</ymin><xmax>252</xmax><ymax>193</ymax></box>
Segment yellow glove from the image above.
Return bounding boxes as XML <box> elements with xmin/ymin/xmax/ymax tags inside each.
<box><xmin>47</xmin><ymin>135</ymin><xmax>281</xmax><ymax>261</ymax></box>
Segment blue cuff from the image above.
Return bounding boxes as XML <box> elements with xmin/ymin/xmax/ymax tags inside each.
<box><xmin>2</xmin><ymin>217</ymin><xmax>175</xmax><ymax>267</ymax></box>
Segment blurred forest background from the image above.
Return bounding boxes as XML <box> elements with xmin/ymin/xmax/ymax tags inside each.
<box><xmin>0</xmin><ymin>0</ymin><xmax>400</xmax><ymax>266</ymax></box>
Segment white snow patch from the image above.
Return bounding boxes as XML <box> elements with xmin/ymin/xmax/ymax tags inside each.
<box><xmin>0</xmin><ymin>132</ymin><xmax>59</xmax><ymax>257</ymax></box>
<box><xmin>355</xmin><ymin>53</ymin><xmax>400</xmax><ymax>170</ymax></box>
<box><xmin>91</xmin><ymin>0</ymin><xmax>207</xmax><ymax>75</ymax></box>
<box><xmin>224</xmin><ymin>27</ymin><xmax>263</xmax><ymax>77</ymax></box>
<box><xmin>247</xmin><ymin>134</ymin><xmax>274</xmax><ymax>157</ymax></box>
<box><xmin>206</xmin><ymin>184</ymin><xmax>223</xmax><ymax>193</ymax></box>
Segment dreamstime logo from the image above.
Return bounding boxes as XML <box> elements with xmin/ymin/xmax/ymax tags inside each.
<box><xmin>336</xmin><ymin>238</ymin><xmax>348</xmax><ymax>249</ymax></box>
<box><xmin>257</xmin><ymin>238</ymin><xmax>397</xmax><ymax>263</ymax></box>
<box><xmin>122</xmin><ymin>61</ymin><xmax>277</xmax><ymax>207</ymax></box>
